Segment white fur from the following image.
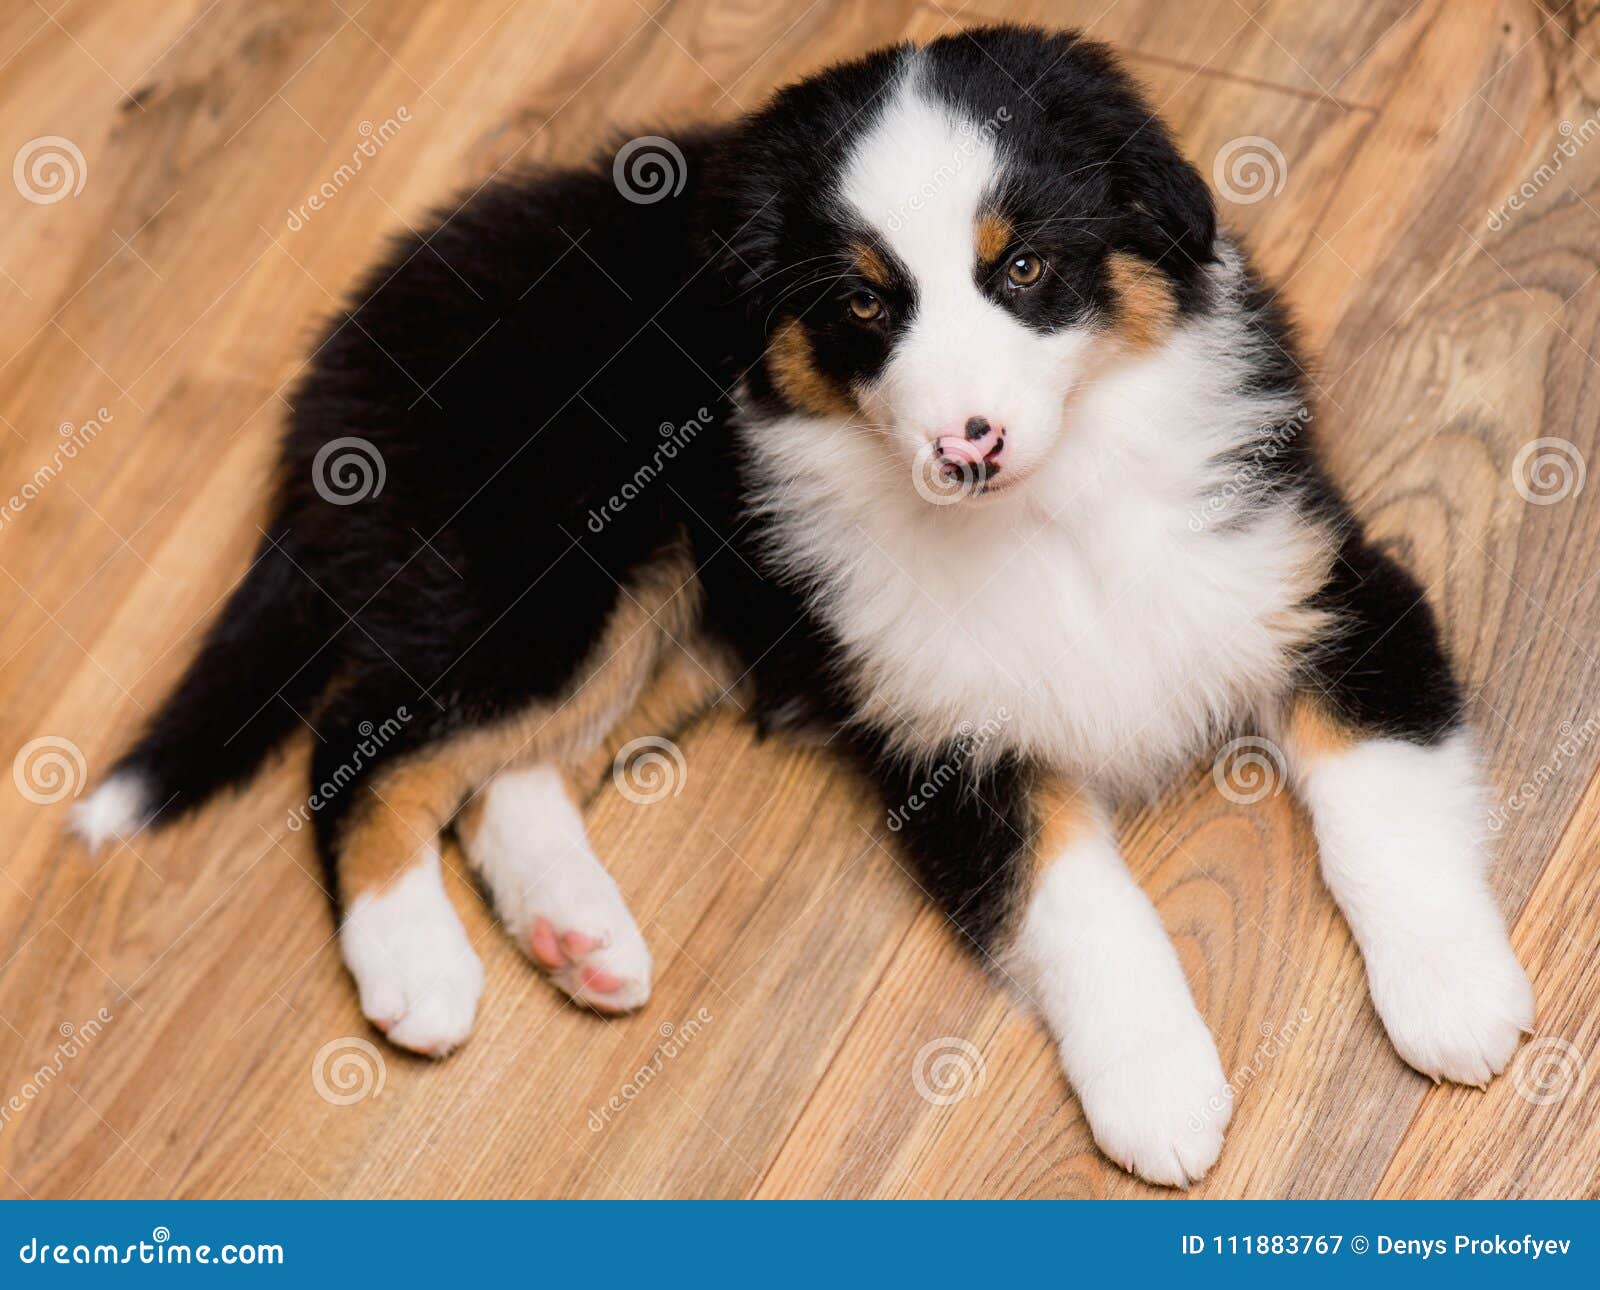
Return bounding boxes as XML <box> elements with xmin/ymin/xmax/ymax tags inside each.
<box><xmin>69</xmin><ymin>773</ymin><xmax>151</xmax><ymax>853</ymax></box>
<box><xmin>1009</xmin><ymin>808</ymin><xmax>1229</xmax><ymax>1187</ymax></box>
<box><xmin>841</xmin><ymin>70</ymin><xmax>1091</xmax><ymax>472</ymax></box>
<box><xmin>1290</xmin><ymin>730</ymin><xmax>1533</xmax><ymax>1084</ymax></box>
<box><xmin>339</xmin><ymin>847</ymin><xmax>485</xmax><ymax>1055</ymax></box>
<box><xmin>460</xmin><ymin>764</ymin><xmax>651</xmax><ymax>1011</ymax></box>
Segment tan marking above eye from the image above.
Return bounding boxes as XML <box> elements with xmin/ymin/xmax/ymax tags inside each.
<box><xmin>975</xmin><ymin>210</ymin><xmax>1013</xmax><ymax>263</ymax></box>
<box><xmin>848</xmin><ymin>291</ymin><xmax>882</xmax><ymax>320</ymax></box>
<box><xmin>851</xmin><ymin>241</ymin><xmax>891</xmax><ymax>289</ymax></box>
<box><xmin>1006</xmin><ymin>252</ymin><xmax>1044</xmax><ymax>287</ymax></box>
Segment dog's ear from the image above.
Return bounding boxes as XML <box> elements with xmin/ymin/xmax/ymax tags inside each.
<box><xmin>1021</xmin><ymin>29</ymin><xmax>1217</xmax><ymax>275</ymax></box>
<box><xmin>697</xmin><ymin>121</ymin><xmax>786</xmax><ymax>335</ymax></box>
<box><xmin>1110</xmin><ymin>118</ymin><xmax>1217</xmax><ymax>275</ymax></box>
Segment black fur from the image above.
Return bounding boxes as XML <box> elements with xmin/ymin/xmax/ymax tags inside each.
<box><xmin>1300</xmin><ymin>535</ymin><xmax>1465</xmax><ymax>745</ymax></box>
<box><xmin>865</xmin><ymin>738</ymin><xmax>1037</xmax><ymax>955</ymax></box>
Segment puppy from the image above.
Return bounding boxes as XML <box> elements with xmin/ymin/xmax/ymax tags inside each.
<box><xmin>74</xmin><ymin>25</ymin><xmax>1533</xmax><ymax>1186</ymax></box>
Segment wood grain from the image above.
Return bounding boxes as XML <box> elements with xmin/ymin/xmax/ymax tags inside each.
<box><xmin>1</xmin><ymin>0</ymin><xmax>1597</xmax><ymax>1200</ymax></box>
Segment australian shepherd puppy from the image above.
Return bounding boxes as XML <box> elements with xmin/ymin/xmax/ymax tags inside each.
<box><xmin>74</xmin><ymin>26</ymin><xmax>1533</xmax><ymax>1186</ymax></box>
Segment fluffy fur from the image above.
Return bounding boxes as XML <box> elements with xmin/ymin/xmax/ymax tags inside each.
<box><xmin>74</xmin><ymin>26</ymin><xmax>1532</xmax><ymax>1186</ymax></box>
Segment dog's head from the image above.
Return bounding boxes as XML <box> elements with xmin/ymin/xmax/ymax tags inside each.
<box><xmin>716</xmin><ymin>25</ymin><xmax>1216</xmax><ymax>501</ymax></box>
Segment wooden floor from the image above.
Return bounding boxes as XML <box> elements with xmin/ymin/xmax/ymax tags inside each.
<box><xmin>2</xmin><ymin>0</ymin><xmax>1598</xmax><ymax>1200</ymax></box>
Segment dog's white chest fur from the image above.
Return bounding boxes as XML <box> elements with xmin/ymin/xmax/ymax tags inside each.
<box><xmin>744</xmin><ymin>320</ymin><xmax>1328</xmax><ymax>793</ymax></box>
<box><xmin>851</xmin><ymin>481</ymin><xmax>1315</xmax><ymax>788</ymax></box>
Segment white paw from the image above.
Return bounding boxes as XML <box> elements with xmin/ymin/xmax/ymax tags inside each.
<box><xmin>1298</xmin><ymin>730</ymin><xmax>1535</xmax><ymax>1087</ymax></box>
<box><xmin>526</xmin><ymin>910</ymin><xmax>652</xmax><ymax>1013</ymax></box>
<box><xmin>463</xmin><ymin>766</ymin><xmax>652</xmax><ymax>1014</ymax></box>
<box><xmin>1071</xmin><ymin>1014</ymin><xmax>1231</xmax><ymax>1188</ymax></box>
<box><xmin>477</xmin><ymin>845</ymin><xmax>653</xmax><ymax>1012</ymax></box>
<box><xmin>339</xmin><ymin>854</ymin><xmax>485</xmax><ymax>1057</ymax></box>
<box><xmin>1364</xmin><ymin>925</ymin><xmax>1534</xmax><ymax>1087</ymax></box>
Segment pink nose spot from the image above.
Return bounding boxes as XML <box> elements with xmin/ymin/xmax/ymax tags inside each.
<box><xmin>934</xmin><ymin>422</ymin><xmax>1003</xmax><ymax>467</ymax></box>
<box><xmin>935</xmin><ymin>435</ymin><xmax>984</xmax><ymax>464</ymax></box>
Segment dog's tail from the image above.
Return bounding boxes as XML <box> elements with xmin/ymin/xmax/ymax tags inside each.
<box><xmin>71</xmin><ymin>525</ymin><xmax>334</xmax><ymax>850</ymax></box>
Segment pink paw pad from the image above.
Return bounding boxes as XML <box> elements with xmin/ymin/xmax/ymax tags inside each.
<box><xmin>529</xmin><ymin>917</ymin><xmax>566</xmax><ymax>968</ymax></box>
<box><xmin>580</xmin><ymin>965</ymin><xmax>622</xmax><ymax>993</ymax></box>
<box><xmin>561</xmin><ymin>930</ymin><xmax>601</xmax><ymax>957</ymax></box>
<box><xmin>526</xmin><ymin>917</ymin><xmax>636</xmax><ymax>1012</ymax></box>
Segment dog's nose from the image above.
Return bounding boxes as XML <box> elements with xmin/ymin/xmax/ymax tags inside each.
<box><xmin>934</xmin><ymin>418</ymin><xmax>1005</xmax><ymax>468</ymax></box>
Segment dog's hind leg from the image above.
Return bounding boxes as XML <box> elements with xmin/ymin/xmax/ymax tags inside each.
<box><xmin>316</xmin><ymin>540</ymin><xmax>721</xmax><ymax>1049</ymax></box>
<box><xmin>456</xmin><ymin>613</ymin><xmax>736</xmax><ymax>1014</ymax></box>
<box><xmin>327</xmin><ymin>736</ymin><xmax>486</xmax><ymax>1057</ymax></box>
<box><xmin>457</xmin><ymin>763</ymin><xmax>652</xmax><ymax>1013</ymax></box>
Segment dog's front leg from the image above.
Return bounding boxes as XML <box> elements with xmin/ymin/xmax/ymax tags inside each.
<box><xmin>872</xmin><ymin>747</ymin><xmax>1230</xmax><ymax>1186</ymax></box>
<box><xmin>1281</xmin><ymin>538</ymin><xmax>1534</xmax><ymax>1084</ymax></box>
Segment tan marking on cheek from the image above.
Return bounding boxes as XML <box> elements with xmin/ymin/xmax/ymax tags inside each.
<box><xmin>975</xmin><ymin>210</ymin><xmax>1014</xmax><ymax>263</ymax></box>
<box><xmin>1283</xmin><ymin>694</ymin><xmax>1357</xmax><ymax>766</ymax></box>
<box><xmin>851</xmin><ymin>241</ymin><xmax>890</xmax><ymax>289</ymax></box>
<box><xmin>1106</xmin><ymin>251</ymin><xmax>1178</xmax><ymax>352</ymax></box>
<box><xmin>767</xmin><ymin>318</ymin><xmax>856</xmax><ymax>418</ymax></box>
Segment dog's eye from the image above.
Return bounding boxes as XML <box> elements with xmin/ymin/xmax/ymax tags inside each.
<box><xmin>847</xmin><ymin>291</ymin><xmax>883</xmax><ymax>321</ymax></box>
<box><xmin>1006</xmin><ymin>252</ymin><xmax>1044</xmax><ymax>288</ymax></box>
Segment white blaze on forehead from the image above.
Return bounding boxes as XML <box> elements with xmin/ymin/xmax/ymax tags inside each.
<box><xmin>839</xmin><ymin>68</ymin><xmax>1003</xmax><ymax>286</ymax></box>
<box><xmin>836</xmin><ymin>68</ymin><xmax>1078</xmax><ymax>460</ymax></box>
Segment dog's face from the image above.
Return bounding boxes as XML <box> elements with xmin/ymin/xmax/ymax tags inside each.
<box><xmin>722</xmin><ymin>26</ymin><xmax>1216</xmax><ymax>501</ymax></box>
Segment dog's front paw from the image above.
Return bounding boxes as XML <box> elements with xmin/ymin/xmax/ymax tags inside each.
<box><xmin>1071</xmin><ymin>1014</ymin><xmax>1231</xmax><ymax>1188</ymax></box>
<box><xmin>1363</xmin><ymin>922</ymin><xmax>1534</xmax><ymax>1087</ymax></box>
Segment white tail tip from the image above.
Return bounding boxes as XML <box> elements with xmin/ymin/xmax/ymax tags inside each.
<box><xmin>69</xmin><ymin>773</ymin><xmax>151</xmax><ymax>854</ymax></box>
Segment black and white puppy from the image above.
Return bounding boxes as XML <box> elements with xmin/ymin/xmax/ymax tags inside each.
<box><xmin>75</xmin><ymin>26</ymin><xmax>1533</xmax><ymax>1186</ymax></box>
